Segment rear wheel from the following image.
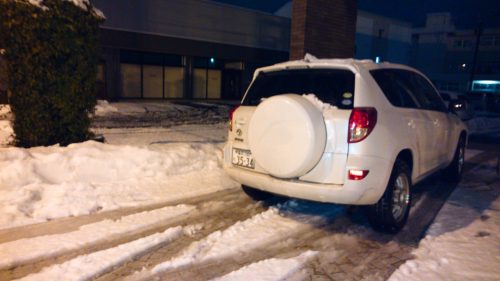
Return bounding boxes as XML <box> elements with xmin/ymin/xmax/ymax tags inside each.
<box><xmin>241</xmin><ymin>185</ymin><xmax>273</xmax><ymax>201</ymax></box>
<box><xmin>367</xmin><ymin>159</ymin><xmax>411</xmax><ymax>233</ymax></box>
<box><xmin>443</xmin><ymin>137</ymin><xmax>465</xmax><ymax>182</ymax></box>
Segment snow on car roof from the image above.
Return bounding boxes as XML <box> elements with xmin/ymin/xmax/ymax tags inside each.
<box><xmin>254</xmin><ymin>53</ymin><xmax>419</xmax><ymax>78</ymax></box>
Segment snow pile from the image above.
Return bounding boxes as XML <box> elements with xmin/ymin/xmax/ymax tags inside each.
<box><xmin>212</xmin><ymin>251</ymin><xmax>317</xmax><ymax>281</ymax></box>
<box><xmin>0</xmin><ymin>104</ymin><xmax>14</xmax><ymax>146</ymax></box>
<box><xmin>0</xmin><ymin>104</ymin><xmax>11</xmax><ymax>119</ymax></box>
<box><xmin>0</xmin><ymin>141</ymin><xmax>237</xmax><ymax>229</ymax></box>
<box><xmin>0</xmin><ymin>205</ymin><xmax>193</xmax><ymax>269</ymax></box>
<box><xmin>389</xmin><ymin>158</ymin><xmax>500</xmax><ymax>281</ymax></box>
<box><xmin>152</xmin><ymin>208</ymin><xmax>306</xmax><ymax>273</ymax></box>
<box><xmin>94</xmin><ymin>100</ymin><xmax>118</xmax><ymax>116</ymax></box>
<box><xmin>0</xmin><ymin>121</ymin><xmax>13</xmax><ymax>146</ymax></box>
<box><xmin>302</xmin><ymin>94</ymin><xmax>335</xmax><ymax>111</ymax></box>
<box><xmin>466</xmin><ymin>116</ymin><xmax>500</xmax><ymax>134</ymax></box>
<box><xmin>18</xmin><ymin>227</ymin><xmax>183</xmax><ymax>281</ymax></box>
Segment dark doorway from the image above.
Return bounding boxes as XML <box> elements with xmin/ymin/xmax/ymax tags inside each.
<box><xmin>222</xmin><ymin>69</ymin><xmax>243</xmax><ymax>100</ymax></box>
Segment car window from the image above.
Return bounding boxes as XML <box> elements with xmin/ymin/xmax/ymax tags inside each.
<box><xmin>402</xmin><ymin>71</ymin><xmax>447</xmax><ymax>112</ymax></box>
<box><xmin>370</xmin><ymin>69</ymin><xmax>419</xmax><ymax>109</ymax></box>
<box><xmin>440</xmin><ymin>93</ymin><xmax>451</xmax><ymax>101</ymax></box>
<box><xmin>243</xmin><ymin>68</ymin><xmax>355</xmax><ymax>109</ymax></box>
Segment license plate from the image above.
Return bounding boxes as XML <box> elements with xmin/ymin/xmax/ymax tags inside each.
<box><xmin>232</xmin><ymin>148</ymin><xmax>255</xmax><ymax>169</ymax></box>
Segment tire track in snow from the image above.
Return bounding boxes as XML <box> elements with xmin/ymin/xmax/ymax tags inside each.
<box><xmin>0</xmin><ymin>188</ymin><xmax>239</xmax><ymax>244</ymax></box>
<box><xmin>16</xmin><ymin>227</ymin><xmax>184</xmax><ymax>281</ymax></box>
<box><xmin>0</xmin><ymin>205</ymin><xmax>195</xmax><ymax>280</ymax></box>
<box><xmin>94</xmin><ymin>193</ymin><xmax>270</xmax><ymax>281</ymax></box>
<box><xmin>211</xmin><ymin>251</ymin><xmax>318</xmax><ymax>281</ymax></box>
<box><xmin>128</xmin><ymin>201</ymin><xmax>339</xmax><ymax>281</ymax></box>
<box><xmin>151</xmin><ymin>208</ymin><xmax>305</xmax><ymax>272</ymax></box>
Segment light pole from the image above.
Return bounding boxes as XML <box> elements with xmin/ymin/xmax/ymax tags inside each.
<box><xmin>468</xmin><ymin>21</ymin><xmax>483</xmax><ymax>92</ymax></box>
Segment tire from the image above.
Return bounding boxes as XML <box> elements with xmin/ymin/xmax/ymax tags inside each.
<box><xmin>248</xmin><ymin>94</ymin><xmax>326</xmax><ymax>178</ymax></box>
<box><xmin>241</xmin><ymin>185</ymin><xmax>274</xmax><ymax>201</ymax></box>
<box><xmin>443</xmin><ymin>138</ymin><xmax>465</xmax><ymax>182</ymax></box>
<box><xmin>367</xmin><ymin>159</ymin><xmax>412</xmax><ymax>233</ymax></box>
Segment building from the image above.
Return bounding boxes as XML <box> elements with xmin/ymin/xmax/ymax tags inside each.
<box><xmin>0</xmin><ymin>0</ymin><xmax>439</xmax><ymax>103</ymax></box>
<box><xmin>411</xmin><ymin>13</ymin><xmax>500</xmax><ymax>94</ymax></box>
<box><xmin>94</xmin><ymin>0</ymin><xmax>290</xmax><ymax>101</ymax></box>
<box><xmin>94</xmin><ymin>0</ymin><xmax>414</xmax><ymax>101</ymax></box>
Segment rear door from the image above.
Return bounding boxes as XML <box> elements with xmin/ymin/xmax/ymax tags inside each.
<box><xmin>403</xmin><ymin>71</ymin><xmax>450</xmax><ymax>168</ymax></box>
<box><xmin>370</xmin><ymin>69</ymin><xmax>431</xmax><ymax>176</ymax></box>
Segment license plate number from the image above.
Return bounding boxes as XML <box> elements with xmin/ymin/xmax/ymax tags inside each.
<box><xmin>232</xmin><ymin>148</ymin><xmax>255</xmax><ymax>169</ymax></box>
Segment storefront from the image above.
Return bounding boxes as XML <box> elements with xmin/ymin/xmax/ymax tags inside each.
<box><xmin>93</xmin><ymin>0</ymin><xmax>290</xmax><ymax>101</ymax></box>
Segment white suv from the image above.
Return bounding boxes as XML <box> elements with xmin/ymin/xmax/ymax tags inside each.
<box><xmin>223</xmin><ymin>56</ymin><xmax>468</xmax><ymax>232</ymax></box>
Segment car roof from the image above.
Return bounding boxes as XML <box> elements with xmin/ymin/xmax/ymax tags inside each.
<box><xmin>255</xmin><ymin>54</ymin><xmax>419</xmax><ymax>77</ymax></box>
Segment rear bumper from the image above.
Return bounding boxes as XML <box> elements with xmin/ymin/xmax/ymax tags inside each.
<box><xmin>224</xmin><ymin>153</ymin><xmax>393</xmax><ymax>205</ymax></box>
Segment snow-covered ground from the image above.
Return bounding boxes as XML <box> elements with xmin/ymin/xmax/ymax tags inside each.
<box><xmin>0</xmin><ymin>100</ymin><xmax>499</xmax><ymax>280</ymax></box>
<box><xmin>0</xmin><ymin>139</ymin><xmax>237</xmax><ymax>229</ymax></box>
<box><xmin>389</xmin><ymin>155</ymin><xmax>500</xmax><ymax>281</ymax></box>
<box><xmin>0</xmin><ymin>102</ymin><xmax>237</xmax><ymax>229</ymax></box>
<box><xmin>92</xmin><ymin>100</ymin><xmax>231</xmax><ymax>128</ymax></box>
<box><xmin>0</xmin><ymin>205</ymin><xmax>193</xmax><ymax>269</ymax></box>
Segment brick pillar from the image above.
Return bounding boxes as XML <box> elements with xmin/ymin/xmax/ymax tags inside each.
<box><xmin>290</xmin><ymin>0</ymin><xmax>357</xmax><ymax>60</ymax></box>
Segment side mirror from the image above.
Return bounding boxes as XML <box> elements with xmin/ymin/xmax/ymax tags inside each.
<box><xmin>449</xmin><ymin>100</ymin><xmax>466</xmax><ymax>114</ymax></box>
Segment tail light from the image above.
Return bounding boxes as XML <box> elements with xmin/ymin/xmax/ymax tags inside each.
<box><xmin>348</xmin><ymin>107</ymin><xmax>377</xmax><ymax>143</ymax></box>
<box><xmin>348</xmin><ymin>169</ymin><xmax>370</xmax><ymax>180</ymax></box>
<box><xmin>228</xmin><ymin>105</ymin><xmax>240</xmax><ymax>131</ymax></box>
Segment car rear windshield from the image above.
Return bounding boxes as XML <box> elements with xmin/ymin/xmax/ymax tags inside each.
<box><xmin>242</xmin><ymin>68</ymin><xmax>355</xmax><ymax>109</ymax></box>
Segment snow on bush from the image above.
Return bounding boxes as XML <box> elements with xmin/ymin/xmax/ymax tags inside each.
<box><xmin>27</xmin><ymin>0</ymin><xmax>105</xmax><ymax>19</ymax></box>
<box><xmin>0</xmin><ymin>104</ymin><xmax>13</xmax><ymax>146</ymax></box>
<box><xmin>0</xmin><ymin>141</ymin><xmax>238</xmax><ymax>229</ymax></box>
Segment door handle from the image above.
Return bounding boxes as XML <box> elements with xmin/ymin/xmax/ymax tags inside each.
<box><xmin>408</xmin><ymin>120</ymin><xmax>415</xmax><ymax>128</ymax></box>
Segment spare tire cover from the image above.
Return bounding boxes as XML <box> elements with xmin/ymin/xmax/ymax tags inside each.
<box><xmin>248</xmin><ymin>94</ymin><xmax>327</xmax><ymax>178</ymax></box>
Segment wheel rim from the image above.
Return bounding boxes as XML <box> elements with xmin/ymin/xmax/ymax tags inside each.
<box><xmin>392</xmin><ymin>173</ymin><xmax>410</xmax><ymax>222</ymax></box>
<box><xmin>457</xmin><ymin>145</ymin><xmax>465</xmax><ymax>175</ymax></box>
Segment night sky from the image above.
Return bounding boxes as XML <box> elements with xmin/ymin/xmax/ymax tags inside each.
<box><xmin>211</xmin><ymin>0</ymin><xmax>500</xmax><ymax>29</ymax></box>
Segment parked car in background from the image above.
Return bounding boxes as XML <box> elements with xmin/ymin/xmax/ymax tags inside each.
<box><xmin>466</xmin><ymin>91</ymin><xmax>500</xmax><ymax>113</ymax></box>
<box><xmin>439</xmin><ymin>91</ymin><xmax>475</xmax><ymax>120</ymax></box>
<box><xmin>224</xmin><ymin>56</ymin><xmax>468</xmax><ymax>233</ymax></box>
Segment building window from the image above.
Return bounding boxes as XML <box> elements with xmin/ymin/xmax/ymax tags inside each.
<box><xmin>207</xmin><ymin>69</ymin><xmax>221</xmax><ymax>99</ymax></box>
<box><xmin>439</xmin><ymin>81</ymin><xmax>460</xmax><ymax>91</ymax></box>
<box><xmin>120</xmin><ymin>51</ymin><xmax>184</xmax><ymax>99</ymax></box>
<box><xmin>143</xmin><ymin>65</ymin><xmax>163</xmax><ymax>98</ymax></box>
<box><xmin>193</xmin><ymin>57</ymin><xmax>223</xmax><ymax>99</ymax></box>
<box><xmin>165</xmin><ymin>67</ymin><xmax>184</xmax><ymax>98</ymax></box>
<box><xmin>453</xmin><ymin>39</ymin><xmax>473</xmax><ymax>49</ymax></box>
<box><xmin>121</xmin><ymin>64</ymin><xmax>141</xmax><ymax>98</ymax></box>
<box><xmin>480</xmin><ymin>35</ymin><xmax>494</xmax><ymax>46</ymax></box>
<box><xmin>193</xmin><ymin>68</ymin><xmax>207</xmax><ymax>99</ymax></box>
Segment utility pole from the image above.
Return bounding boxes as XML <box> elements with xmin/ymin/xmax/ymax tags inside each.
<box><xmin>468</xmin><ymin>21</ymin><xmax>483</xmax><ymax>92</ymax></box>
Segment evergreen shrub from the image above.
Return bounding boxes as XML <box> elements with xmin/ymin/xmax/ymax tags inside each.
<box><xmin>0</xmin><ymin>0</ymin><xmax>103</xmax><ymax>147</ymax></box>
